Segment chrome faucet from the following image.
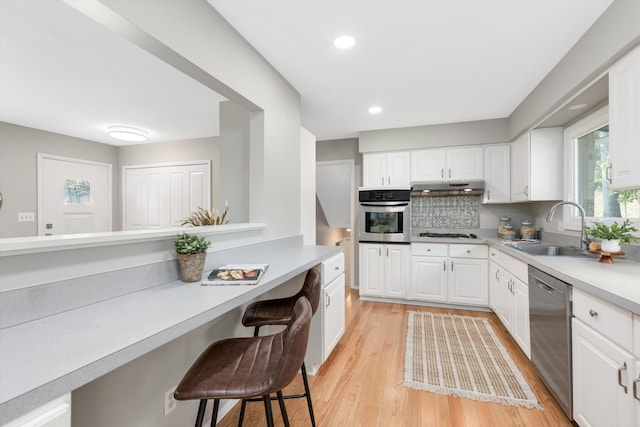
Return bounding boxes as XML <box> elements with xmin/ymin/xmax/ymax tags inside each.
<box><xmin>546</xmin><ymin>201</ymin><xmax>588</xmax><ymax>251</ymax></box>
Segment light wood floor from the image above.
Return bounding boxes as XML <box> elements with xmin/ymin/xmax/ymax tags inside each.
<box><xmin>215</xmin><ymin>289</ymin><xmax>573</xmax><ymax>426</ymax></box>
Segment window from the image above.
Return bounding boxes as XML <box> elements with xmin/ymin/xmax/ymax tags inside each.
<box><xmin>564</xmin><ymin>106</ymin><xmax>639</xmax><ymax>230</ymax></box>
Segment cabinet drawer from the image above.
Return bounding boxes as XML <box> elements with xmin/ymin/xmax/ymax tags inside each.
<box><xmin>449</xmin><ymin>244</ymin><xmax>488</xmax><ymax>259</ymax></box>
<box><xmin>411</xmin><ymin>243</ymin><xmax>448</xmax><ymax>257</ymax></box>
<box><xmin>322</xmin><ymin>252</ymin><xmax>344</xmax><ymax>285</ymax></box>
<box><xmin>573</xmin><ymin>288</ymin><xmax>632</xmax><ymax>352</ymax></box>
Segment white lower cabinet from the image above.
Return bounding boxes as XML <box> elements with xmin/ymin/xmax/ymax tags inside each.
<box><xmin>410</xmin><ymin>244</ymin><xmax>488</xmax><ymax>306</ymax></box>
<box><xmin>4</xmin><ymin>393</ymin><xmax>71</xmax><ymax>427</ymax></box>
<box><xmin>359</xmin><ymin>243</ymin><xmax>410</xmax><ymax>299</ymax></box>
<box><xmin>488</xmin><ymin>247</ymin><xmax>530</xmax><ymax>358</ymax></box>
<box><xmin>572</xmin><ymin>288</ymin><xmax>637</xmax><ymax>427</ymax></box>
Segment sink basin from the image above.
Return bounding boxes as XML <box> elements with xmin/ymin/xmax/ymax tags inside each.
<box><xmin>515</xmin><ymin>244</ymin><xmax>589</xmax><ymax>257</ymax></box>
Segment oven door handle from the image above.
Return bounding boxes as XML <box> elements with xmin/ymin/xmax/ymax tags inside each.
<box><xmin>360</xmin><ymin>202</ymin><xmax>409</xmax><ymax>207</ymax></box>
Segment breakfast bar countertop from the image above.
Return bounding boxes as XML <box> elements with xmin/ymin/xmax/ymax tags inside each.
<box><xmin>0</xmin><ymin>243</ymin><xmax>342</xmax><ymax>425</ymax></box>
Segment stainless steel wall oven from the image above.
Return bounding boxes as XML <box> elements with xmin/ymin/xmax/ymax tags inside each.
<box><xmin>358</xmin><ymin>189</ymin><xmax>410</xmax><ymax>243</ymax></box>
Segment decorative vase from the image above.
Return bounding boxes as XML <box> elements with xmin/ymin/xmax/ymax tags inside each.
<box><xmin>600</xmin><ymin>239</ymin><xmax>621</xmax><ymax>253</ymax></box>
<box><xmin>176</xmin><ymin>252</ymin><xmax>207</xmax><ymax>282</ymax></box>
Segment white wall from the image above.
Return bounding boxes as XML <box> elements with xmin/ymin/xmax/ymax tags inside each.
<box><xmin>300</xmin><ymin>127</ymin><xmax>316</xmax><ymax>244</ymax></box>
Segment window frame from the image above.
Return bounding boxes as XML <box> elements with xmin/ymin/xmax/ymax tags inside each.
<box><xmin>563</xmin><ymin>105</ymin><xmax>639</xmax><ymax>233</ymax></box>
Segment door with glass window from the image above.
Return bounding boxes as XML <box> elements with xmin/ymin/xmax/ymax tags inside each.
<box><xmin>38</xmin><ymin>154</ymin><xmax>112</xmax><ymax>236</ymax></box>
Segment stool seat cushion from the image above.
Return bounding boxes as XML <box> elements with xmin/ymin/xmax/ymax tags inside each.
<box><xmin>242</xmin><ymin>269</ymin><xmax>320</xmax><ymax>328</ymax></box>
<box><xmin>175</xmin><ymin>297</ymin><xmax>312</xmax><ymax>401</ymax></box>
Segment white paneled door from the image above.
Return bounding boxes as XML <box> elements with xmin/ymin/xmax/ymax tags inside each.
<box><xmin>38</xmin><ymin>153</ymin><xmax>112</xmax><ymax>236</ymax></box>
<box><xmin>123</xmin><ymin>161</ymin><xmax>211</xmax><ymax>230</ymax></box>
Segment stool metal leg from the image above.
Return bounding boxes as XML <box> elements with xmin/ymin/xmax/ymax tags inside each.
<box><xmin>262</xmin><ymin>395</ymin><xmax>275</xmax><ymax>427</ymax></box>
<box><xmin>237</xmin><ymin>399</ymin><xmax>248</xmax><ymax>427</ymax></box>
<box><xmin>300</xmin><ymin>363</ymin><xmax>316</xmax><ymax>427</ymax></box>
<box><xmin>210</xmin><ymin>399</ymin><xmax>220</xmax><ymax>427</ymax></box>
<box><xmin>195</xmin><ymin>400</ymin><xmax>207</xmax><ymax>427</ymax></box>
<box><xmin>276</xmin><ymin>391</ymin><xmax>290</xmax><ymax>427</ymax></box>
<box><xmin>253</xmin><ymin>326</ymin><xmax>261</xmax><ymax>337</ymax></box>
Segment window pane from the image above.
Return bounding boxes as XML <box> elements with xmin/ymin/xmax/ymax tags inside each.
<box><xmin>576</xmin><ymin>125</ymin><xmax>639</xmax><ymax>219</ymax></box>
<box><xmin>64</xmin><ymin>179</ymin><xmax>92</xmax><ymax>205</ymax></box>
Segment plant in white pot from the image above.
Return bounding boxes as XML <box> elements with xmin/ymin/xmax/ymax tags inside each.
<box><xmin>585</xmin><ymin>219</ymin><xmax>638</xmax><ymax>253</ymax></box>
<box><xmin>175</xmin><ymin>233</ymin><xmax>211</xmax><ymax>282</ymax></box>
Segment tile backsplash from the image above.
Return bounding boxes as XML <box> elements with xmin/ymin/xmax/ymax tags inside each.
<box><xmin>411</xmin><ymin>195</ymin><xmax>480</xmax><ymax>229</ymax></box>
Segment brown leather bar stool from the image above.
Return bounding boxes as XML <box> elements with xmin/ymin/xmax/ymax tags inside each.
<box><xmin>174</xmin><ymin>297</ymin><xmax>313</xmax><ymax>427</ymax></box>
<box><xmin>240</xmin><ymin>268</ymin><xmax>321</xmax><ymax>427</ymax></box>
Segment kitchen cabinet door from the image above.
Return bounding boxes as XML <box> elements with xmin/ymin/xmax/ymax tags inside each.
<box><xmin>359</xmin><ymin>243</ymin><xmax>384</xmax><ymax>297</ymax></box>
<box><xmin>324</xmin><ymin>273</ymin><xmax>346</xmax><ymax>358</ymax></box>
<box><xmin>446</xmin><ymin>146</ymin><xmax>483</xmax><ymax>181</ymax></box>
<box><xmin>4</xmin><ymin>393</ymin><xmax>71</xmax><ymax>427</ymax></box>
<box><xmin>489</xmin><ymin>260</ymin><xmax>501</xmax><ymax>312</ymax></box>
<box><xmin>573</xmin><ymin>318</ymin><xmax>634</xmax><ymax>427</ymax></box>
<box><xmin>362</xmin><ymin>153</ymin><xmax>387</xmax><ymax>188</ymax></box>
<box><xmin>483</xmin><ymin>144</ymin><xmax>510</xmax><ymax>203</ymax></box>
<box><xmin>385</xmin><ymin>244</ymin><xmax>410</xmax><ymax>299</ymax></box>
<box><xmin>410</xmin><ymin>256</ymin><xmax>447</xmax><ymax>302</ymax></box>
<box><xmin>410</xmin><ymin>149</ymin><xmax>446</xmax><ymax>182</ymax></box>
<box><xmin>609</xmin><ymin>45</ymin><xmax>640</xmax><ymax>190</ymax></box>
<box><xmin>362</xmin><ymin>152</ymin><xmax>410</xmax><ymax>188</ymax></box>
<box><xmin>448</xmin><ymin>257</ymin><xmax>488</xmax><ymax>306</ymax></box>
<box><xmin>386</xmin><ymin>151</ymin><xmax>411</xmax><ymax>188</ymax></box>
<box><xmin>498</xmin><ymin>269</ymin><xmax>515</xmax><ymax>334</ymax></box>
<box><xmin>512</xmin><ymin>277</ymin><xmax>530</xmax><ymax>358</ymax></box>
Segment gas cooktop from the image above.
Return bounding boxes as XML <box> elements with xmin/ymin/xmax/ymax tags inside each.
<box><xmin>418</xmin><ymin>232</ymin><xmax>479</xmax><ymax>239</ymax></box>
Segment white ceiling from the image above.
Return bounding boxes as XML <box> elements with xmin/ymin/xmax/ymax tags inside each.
<box><xmin>0</xmin><ymin>1</ymin><xmax>614</xmax><ymax>146</ymax></box>
<box><xmin>208</xmin><ymin>0</ymin><xmax>614</xmax><ymax>141</ymax></box>
<box><xmin>0</xmin><ymin>0</ymin><xmax>225</xmax><ymax>146</ymax></box>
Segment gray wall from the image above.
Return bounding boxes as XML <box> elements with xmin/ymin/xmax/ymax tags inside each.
<box><xmin>0</xmin><ymin>122</ymin><xmax>120</xmax><ymax>237</ymax></box>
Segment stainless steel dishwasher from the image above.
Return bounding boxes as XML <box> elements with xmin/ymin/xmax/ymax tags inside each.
<box><xmin>528</xmin><ymin>265</ymin><xmax>572</xmax><ymax>420</ymax></box>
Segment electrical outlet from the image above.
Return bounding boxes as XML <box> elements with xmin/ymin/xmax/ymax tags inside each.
<box><xmin>18</xmin><ymin>212</ymin><xmax>35</xmax><ymax>222</ymax></box>
<box><xmin>164</xmin><ymin>386</ymin><xmax>177</xmax><ymax>416</ymax></box>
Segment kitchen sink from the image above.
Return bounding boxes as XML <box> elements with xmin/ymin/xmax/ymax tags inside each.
<box><xmin>514</xmin><ymin>244</ymin><xmax>590</xmax><ymax>257</ymax></box>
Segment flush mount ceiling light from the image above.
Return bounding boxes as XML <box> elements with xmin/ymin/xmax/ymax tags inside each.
<box><xmin>107</xmin><ymin>126</ymin><xmax>148</xmax><ymax>142</ymax></box>
<box><xmin>568</xmin><ymin>103</ymin><xmax>588</xmax><ymax>111</ymax></box>
<box><xmin>334</xmin><ymin>35</ymin><xmax>355</xmax><ymax>49</ymax></box>
<box><xmin>368</xmin><ymin>106</ymin><xmax>382</xmax><ymax>114</ymax></box>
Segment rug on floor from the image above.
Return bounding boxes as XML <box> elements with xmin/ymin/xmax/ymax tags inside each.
<box><xmin>402</xmin><ymin>311</ymin><xmax>542</xmax><ymax>409</ymax></box>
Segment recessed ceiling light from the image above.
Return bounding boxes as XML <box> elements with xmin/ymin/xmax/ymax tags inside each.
<box><xmin>107</xmin><ymin>126</ymin><xmax>148</xmax><ymax>142</ymax></box>
<box><xmin>368</xmin><ymin>106</ymin><xmax>382</xmax><ymax>114</ymax></box>
<box><xmin>334</xmin><ymin>35</ymin><xmax>355</xmax><ymax>49</ymax></box>
<box><xmin>568</xmin><ymin>103</ymin><xmax>588</xmax><ymax>111</ymax></box>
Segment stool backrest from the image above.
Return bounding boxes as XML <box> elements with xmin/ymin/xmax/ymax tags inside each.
<box><xmin>271</xmin><ymin>296</ymin><xmax>313</xmax><ymax>391</ymax></box>
<box><xmin>299</xmin><ymin>268</ymin><xmax>321</xmax><ymax>316</ymax></box>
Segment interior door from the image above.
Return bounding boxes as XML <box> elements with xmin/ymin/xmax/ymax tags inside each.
<box><xmin>38</xmin><ymin>154</ymin><xmax>112</xmax><ymax>236</ymax></box>
<box><xmin>123</xmin><ymin>161</ymin><xmax>210</xmax><ymax>230</ymax></box>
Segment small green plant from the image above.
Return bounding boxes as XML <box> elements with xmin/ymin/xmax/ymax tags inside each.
<box><xmin>180</xmin><ymin>203</ymin><xmax>230</xmax><ymax>226</ymax></box>
<box><xmin>585</xmin><ymin>219</ymin><xmax>638</xmax><ymax>245</ymax></box>
<box><xmin>175</xmin><ymin>233</ymin><xmax>211</xmax><ymax>254</ymax></box>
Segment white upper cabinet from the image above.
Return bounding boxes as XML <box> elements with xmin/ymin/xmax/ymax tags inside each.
<box><xmin>510</xmin><ymin>128</ymin><xmax>563</xmax><ymax>202</ymax></box>
<box><xmin>411</xmin><ymin>146</ymin><xmax>482</xmax><ymax>182</ymax></box>
<box><xmin>362</xmin><ymin>151</ymin><xmax>411</xmax><ymax>188</ymax></box>
<box><xmin>609</xmin><ymin>45</ymin><xmax>640</xmax><ymax>190</ymax></box>
<box><xmin>483</xmin><ymin>144</ymin><xmax>510</xmax><ymax>203</ymax></box>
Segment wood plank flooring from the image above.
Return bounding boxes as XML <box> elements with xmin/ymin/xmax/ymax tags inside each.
<box><xmin>215</xmin><ymin>289</ymin><xmax>573</xmax><ymax>426</ymax></box>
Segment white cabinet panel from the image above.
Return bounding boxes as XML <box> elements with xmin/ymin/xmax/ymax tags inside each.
<box><xmin>573</xmin><ymin>318</ymin><xmax>634</xmax><ymax>427</ymax></box>
<box><xmin>609</xmin><ymin>45</ymin><xmax>640</xmax><ymax>190</ymax></box>
<box><xmin>359</xmin><ymin>243</ymin><xmax>409</xmax><ymax>299</ymax></box>
<box><xmin>4</xmin><ymin>393</ymin><xmax>71</xmax><ymax>427</ymax></box>
<box><xmin>449</xmin><ymin>258</ymin><xmax>488</xmax><ymax>305</ymax></box>
<box><xmin>410</xmin><ymin>256</ymin><xmax>447</xmax><ymax>302</ymax></box>
<box><xmin>410</xmin><ymin>149</ymin><xmax>446</xmax><ymax>182</ymax></box>
<box><xmin>483</xmin><ymin>144</ymin><xmax>510</xmax><ymax>203</ymax></box>
<box><xmin>411</xmin><ymin>147</ymin><xmax>482</xmax><ymax>183</ymax></box>
<box><xmin>362</xmin><ymin>152</ymin><xmax>410</xmax><ymax>188</ymax></box>
<box><xmin>324</xmin><ymin>273</ymin><xmax>346</xmax><ymax>357</ymax></box>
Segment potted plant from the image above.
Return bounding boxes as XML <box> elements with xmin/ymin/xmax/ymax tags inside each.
<box><xmin>585</xmin><ymin>219</ymin><xmax>638</xmax><ymax>253</ymax></box>
<box><xmin>180</xmin><ymin>203</ymin><xmax>230</xmax><ymax>226</ymax></box>
<box><xmin>175</xmin><ymin>233</ymin><xmax>211</xmax><ymax>282</ymax></box>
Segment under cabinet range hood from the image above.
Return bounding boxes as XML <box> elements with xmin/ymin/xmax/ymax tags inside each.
<box><xmin>411</xmin><ymin>180</ymin><xmax>485</xmax><ymax>196</ymax></box>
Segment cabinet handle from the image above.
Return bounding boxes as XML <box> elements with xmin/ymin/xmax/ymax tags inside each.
<box><xmin>495</xmin><ymin>270</ymin><xmax>499</xmax><ymax>280</ymax></box>
<box><xmin>466</xmin><ymin>250</ymin><xmax>471</xmax><ymax>254</ymax></box>
<box><xmin>487</xmin><ymin>190</ymin><xmax>491</xmax><ymax>200</ymax></box>
<box><xmin>441</xmin><ymin>168</ymin><xmax>444</xmax><ymax>179</ymax></box>
<box><xmin>448</xmin><ymin>168</ymin><xmax>452</xmax><ymax>179</ymax></box>
<box><xmin>634</xmin><ymin>378</ymin><xmax>640</xmax><ymax>401</ymax></box>
<box><xmin>606</xmin><ymin>163</ymin><xmax>612</xmax><ymax>184</ymax></box>
<box><xmin>618</xmin><ymin>362</ymin><xmax>628</xmax><ymax>394</ymax></box>
<box><xmin>381</xmin><ymin>177</ymin><xmax>384</xmax><ymax>186</ymax></box>
<box><xmin>388</xmin><ymin>176</ymin><xmax>391</xmax><ymax>185</ymax></box>
<box><xmin>450</xmin><ymin>261</ymin><xmax>454</xmax><ymax>271</ymax></box>
<box><xmin>443</xmin><ymin>260</ymin><xmax>446</xmax><ymax>271</ymax></box>
<box><xmin>326</xmin><ymin>293</ymin><xmax>331</xmax><ymax>309</ymax></box>
<box><xmin>378</xmin><ymin>247</ymin><xmax>381</xmax><ymax>256</ymax></box>
<box><xmin>386</xmin><ymin>247</ymin><xmax>389</xmax><ymax>256</ymax></box>
<box><xmin>335</xmin><ymin>266</ymin><xmax>339</xmax><ymax>271</ymax></box>
<box><xmin>524</xmin><ymin>185</ymin><xmax>529</xmax><ymax>197</ymax></box>
<box><xmin>589</xmin><ymin>309</ymin><xmax>598</xmax><ymax>318</ymax></box>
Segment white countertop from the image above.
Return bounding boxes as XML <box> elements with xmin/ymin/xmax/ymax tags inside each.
<box><xmin>0</xmin><ymin>243</ymin><xmax>341</xmax><ymax>424</ymax></box>
<box><xmin>483</xmin><ymin>238</ymin><xmax>640</xmax><ymax>314</ymax></box>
